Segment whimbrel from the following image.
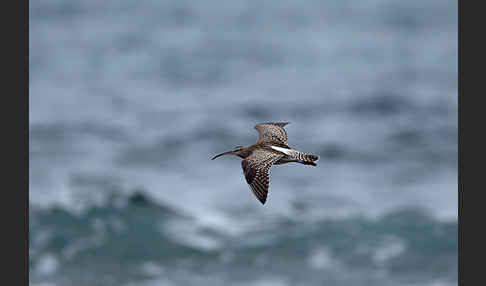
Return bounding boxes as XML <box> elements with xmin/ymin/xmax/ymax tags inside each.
<box><xmin>211</xmin><ymin>122</ymin><xmax>319</xmax><ymax>205</ymax></box>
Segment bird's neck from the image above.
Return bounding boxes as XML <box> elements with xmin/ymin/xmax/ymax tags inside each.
<box><xmin>237</xmin><ymin>146</ymin><xmax>254</xmax><ymax>159</ymax></box>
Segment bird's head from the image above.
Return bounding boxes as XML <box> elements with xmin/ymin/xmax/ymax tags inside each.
<box><xmin>211</xmin><ymin>146</ymin><xmax>246</xmax><ymax>160</ymax></box>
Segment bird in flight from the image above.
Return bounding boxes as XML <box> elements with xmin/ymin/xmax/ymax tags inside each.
<box><xmin>211</xmin><ymin>122</ymin><xmax>319</xmax><ymax>205</ymax></box>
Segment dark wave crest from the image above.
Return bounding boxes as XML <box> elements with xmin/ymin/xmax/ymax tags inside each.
<box><xmin>30</xmin><ymin>192</ymin><xmax>457</xmax><ymax>286</ymax></box>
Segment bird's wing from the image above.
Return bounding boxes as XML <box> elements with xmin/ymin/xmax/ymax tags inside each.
<box><xmin>254</xmin><ymin>122</ymin><xmax>290</xmax><ymax>146</ymax></box>
<box><xmin>241</xmin><ymin>148</ymin><xmax>283</xmax><ymax>205</ymax></box>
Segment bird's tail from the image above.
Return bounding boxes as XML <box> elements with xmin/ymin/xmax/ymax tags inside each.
<box><xmin>304</xmin><ymin>154</ymin><xmax>319</xmax><ymax>162</ymax></box>
<box><xmin>292</xmin><ymin>151</ymin><xmax>319</xmax><ymax>166</ymax></box>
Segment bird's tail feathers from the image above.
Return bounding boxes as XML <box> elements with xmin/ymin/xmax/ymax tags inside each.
<box><xmin>291</xmin><ymin>151</ymin><xmax>319</xmax><ymax>166</ymax></box>
<box><xmin>303</xmin><ymin>154</ymin><xmax>319</xmax><ymax>162</ymax></box>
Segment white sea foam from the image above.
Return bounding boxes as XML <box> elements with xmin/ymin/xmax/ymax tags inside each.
<box><xmin>373</xmin><ymin>236</ymin><xmax>407</xmax><ymax>264</ymax></box>
<box><xmin>36</xmin><ymin>254</ymin><xmax>59</xmax><ymax>276</ymax></box>
<box><xmin>308</xmin><ymin>247</ymin><xmax>333</xmax><ymax>269</ymax></box>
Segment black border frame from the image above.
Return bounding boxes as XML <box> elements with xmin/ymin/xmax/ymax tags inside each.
<box><xmin>6</xmin><ymin>0</ymin><xmax>28</xmax><ymax>284</ymax></box>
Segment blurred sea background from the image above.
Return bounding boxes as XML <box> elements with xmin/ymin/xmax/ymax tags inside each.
<box><xmin>29</xmin><ymin>0</ymin><xmax>458</xmax><ymax>285</ymax></box>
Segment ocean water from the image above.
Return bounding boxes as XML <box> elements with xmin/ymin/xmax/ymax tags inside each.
<box><xmin>29</xmin><ymin>0</ymin><xmax>458</xmax><ymax>285</ymax></box>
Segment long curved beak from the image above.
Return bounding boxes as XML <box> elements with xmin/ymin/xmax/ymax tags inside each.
<box><xmin>211</xmin><ymin>151</ymin><xmax>234</xmax><ymax>160</ymax></box>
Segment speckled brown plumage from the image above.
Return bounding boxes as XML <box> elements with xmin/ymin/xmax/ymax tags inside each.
<box><xmin>211</xmin><ymin>122</ymin><xmax>319</xmax><ymax>205</ymax></box>
<box><xmin>241</xmin><ymin>148</ymin><xmax>283</xmax><ymax>204</ymax></box>
<box><xmin>254</xmin><ymin>122</ymin><xmax>290</xmax><ymax>147</ymax></box>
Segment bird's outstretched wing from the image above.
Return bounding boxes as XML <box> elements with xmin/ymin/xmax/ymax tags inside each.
<box><xmin>241</xmin><ymin>148</ymin><xmax>283</xmax><ymax>205</ymax></box>
<box><xmin>254</xmin><ymin>122</ymin><xmax>290</xmax><ymax>147</ymax></box>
